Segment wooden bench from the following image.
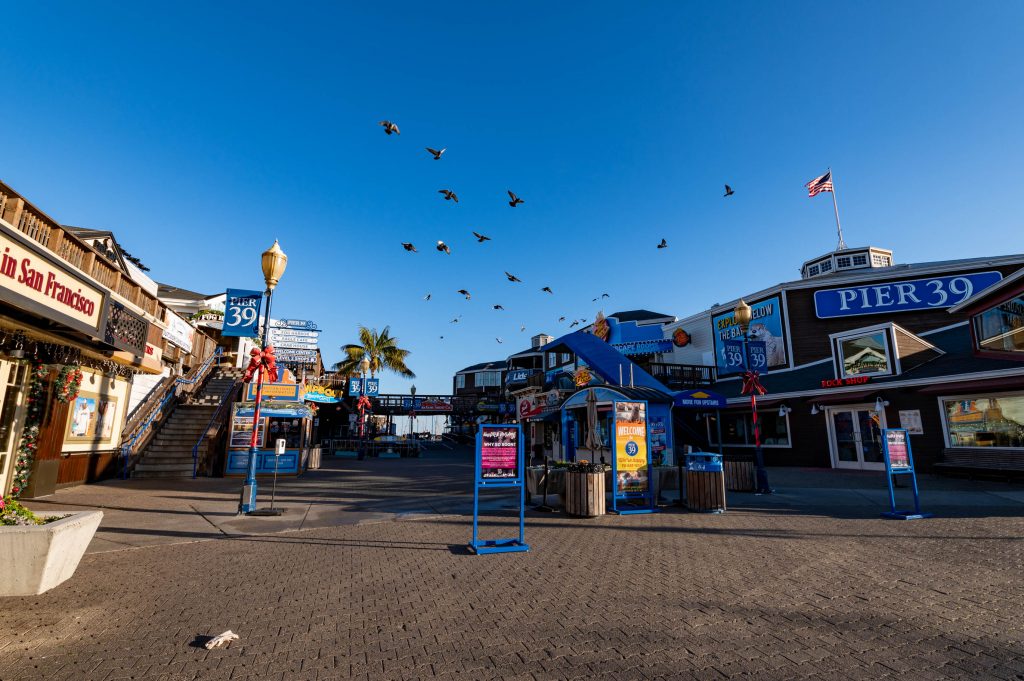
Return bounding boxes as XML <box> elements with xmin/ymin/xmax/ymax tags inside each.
<box><xmin>934</xmin><ymin>448</ymin><xmax>1024</xmax><ymax>476</ymax></box>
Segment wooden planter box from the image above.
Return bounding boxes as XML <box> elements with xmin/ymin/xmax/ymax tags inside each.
<box><xmin>724</xmin><ymin>461</ymin><xmax>756</xmax><ymax>492</ymax></box>
<box><xmin>565</xmin><ymin>471</ymin><xmax>606</xmax><ymax>517</ymax></box>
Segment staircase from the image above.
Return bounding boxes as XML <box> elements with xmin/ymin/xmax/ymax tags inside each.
<box><xmin>132</xmin><ymin>367</ymin><xmax>243</xmax><ymax>479</ymax></box>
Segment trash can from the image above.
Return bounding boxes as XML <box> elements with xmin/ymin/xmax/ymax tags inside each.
<box><xmin>685</xmin><ymin>452</ymin><xmax>726</xmax><ymax>513</ymax></box>
<box><xmin>307</xmin><ymin>446</ymin><xmax>322</xmax><ymax>470</ymax></box>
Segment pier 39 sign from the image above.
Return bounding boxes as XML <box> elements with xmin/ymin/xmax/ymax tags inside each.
<box><xmin>814</xmin><ymin>271</ymin><xmax>1002</xmax><ymax>319</ymax></box>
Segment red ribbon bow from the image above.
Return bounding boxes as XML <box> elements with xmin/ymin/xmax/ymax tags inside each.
<box><xmin>741</xmin><ymin>370</ymin><xmax>766</xmax><ymax>396</ymax></box>
<box><xmin>243</xmin><ymin>345</ymin><xmax>279</xmax><ymax>383</ymax></box>
<box><xmin>357</xmin><ymin>395</ymin><xmax>372</xmax><ymax>413</ymax></box>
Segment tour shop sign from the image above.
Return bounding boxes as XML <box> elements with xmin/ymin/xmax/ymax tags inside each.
<box><xmin>814</xmin><ymin>271</ymin><xmax>1002</xmax><ymax>319</ymax></box>
<box><xmin>0</xmin><ymin>223</ymin><xmax>106</xmax><ymax>337</ymax></box>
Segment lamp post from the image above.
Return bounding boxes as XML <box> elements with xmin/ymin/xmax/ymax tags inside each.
<box><xmin>734</xmin><ymin>299</ymin><xmax>772</xmax><ymax>495</ymax></box>
<box><xmin>358</xmin><ymin>356</ymin><xmax>371</xmax><ymax>442</ymax></box>
<box><xmin>410</xmin><ymin>384</ymin><xmax>417</xmax><ymax>439</ymax></box>
<box><xmin>239</xmin><ymin>240</ymin><xmax>288</xmax><ymax>514</ymax></box>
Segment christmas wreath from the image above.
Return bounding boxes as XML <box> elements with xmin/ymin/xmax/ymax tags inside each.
<box><xmin>54</xmin><ymin>364</ymin><xmax>84</xmax><ymax>403</ymax></box>
<box><xmin>10</xmin><ymin>362</ymin><xmax>47</xmax><ymax>499</ymax></box>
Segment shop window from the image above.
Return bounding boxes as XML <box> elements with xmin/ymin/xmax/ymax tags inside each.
<box><xmin>837</xmin><ymin>331</ymin><xmax>892</xmax><ymax>377</ymax></box>
<box><xmin>973</xmin><ymin>296</ymin><xmax>1024</xmax><ymax>355</ymax></box>
<box><xmin>836</xmin><ymin>256</ymin><xmax>851</xmax><ymax>268</ymax></box>
<box><xmin>808</xmin><ymin>264</ymin><xmax>820</xmax><ymax>276</ymax></box>
<box><xmin>872</xmin><ymin>254</ymin><xmax>891</xmax><ymax>267</ymax></box>
<box><xmin>820</xmin><ymin>259</ymin><xmax>833</xmax><ymax>272</ymax></box>
<box><xmin>942</xmin><ymin>394</ymin><xmax>1024</xmax><ymax>448</ymax></box>
<box><xmin>476</xmin><ymin>371</ymin><xmax>502</xmax><ymax>387</ymax></box>
<box><xmin>853</xmin><ymin>254</ymin><xmax>868</xmax><ymax>266</ymax></box>
<box><xmin>455</xmin><ymin>374</ymin><xmax>466</xmax><ymax>389</ymax></box>
<box><xmin>708</xmin><ymin>412</ymin><xmax>791</xmax><ymax>447</ymax></box>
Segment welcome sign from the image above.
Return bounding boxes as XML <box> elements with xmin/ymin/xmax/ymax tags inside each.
<box><xmin>814</xmin><ymin>271</ymin><xmax>1002</xmax><ymax>319</ymax></box>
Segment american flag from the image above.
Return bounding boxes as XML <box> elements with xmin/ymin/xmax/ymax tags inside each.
<box><xmin>805</xmin><ymin>170</ymin><xmax>833</xmax><ymax>197</ymax></box>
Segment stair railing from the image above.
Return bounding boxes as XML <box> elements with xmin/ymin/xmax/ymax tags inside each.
<box><xmin>119</xmin><ymin>347</ymin><xmax>224</xmax><ymax>479</ymax></box>
<box><xmin>192</xmin><ymin>379</ymin><xmax>242</xmax><ymax>478</ymax></box>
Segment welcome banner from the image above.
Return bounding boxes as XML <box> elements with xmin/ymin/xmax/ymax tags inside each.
<box><xmin>614</xmin><ymin>401</ymin><xmax>649</xmax><ymax>495</ymax></box>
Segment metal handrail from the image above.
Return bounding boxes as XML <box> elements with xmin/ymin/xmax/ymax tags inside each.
<box><xmin>192</xmin><ymin>380</ymin><xmax>241</xmax><ymax>478</ymax></box>
<box><xmin>119</xmin><ymin>347</ymin><xmax>223</xmax><ymax>479</ymax></box>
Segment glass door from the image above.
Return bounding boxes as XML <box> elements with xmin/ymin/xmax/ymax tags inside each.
<box><xmin>0</xmin><ymin>361</ymin><xmax>29</xmax><ymax>495</ymax></box>
<box><xmin>827</xmin><ymin>404</ymin><xmax>887</xmax><ymax>470</ymax></box>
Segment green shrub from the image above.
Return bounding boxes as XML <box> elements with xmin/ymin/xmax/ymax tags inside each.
<box><xmin>1</xmin><ymin>497</ymin><xmax>63</xmax><ymax>526</ymax></box>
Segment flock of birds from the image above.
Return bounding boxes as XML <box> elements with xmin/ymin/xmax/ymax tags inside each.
<box><xmin>378</xmin><ymin>119</ymin><xmax>736</xmax><ymax>345</ymax></box>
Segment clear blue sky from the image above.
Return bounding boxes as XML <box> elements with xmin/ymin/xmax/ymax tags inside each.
<box><xmin>3</xmin><ymin>2</ymin><xmax>1023</xmax><ymax>395</ymax></box>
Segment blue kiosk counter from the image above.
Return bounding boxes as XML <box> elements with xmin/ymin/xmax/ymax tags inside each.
<box><xmin>224</xmin><ymin>401</ymin><xmax>315</xmax><ymax>477</ymax></box>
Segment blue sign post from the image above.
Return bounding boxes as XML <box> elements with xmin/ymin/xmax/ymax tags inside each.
<box><xmin>471</xmin><ymin>424</ymin><xmax>529</xmax><ymax>555</ymax></box>
<box><xmin>222</xmin><ymin>289</ymin><xmax>263</xmax><ymax>337</ymax></box>
<box><xmin>881</xmin><ymin>428</ymin><xmax>932</xmax><ymax>520</ymax></box>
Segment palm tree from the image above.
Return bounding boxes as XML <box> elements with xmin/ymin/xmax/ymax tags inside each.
<box><xmin>335</xmin><ymin>325</ymin><xmax>415</xmax><ymax>379</ymax></box>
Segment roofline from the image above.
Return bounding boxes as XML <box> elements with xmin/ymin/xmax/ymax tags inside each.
<box><xmin>948</xmin><ymin>266</ymin><xmax>1024</xmax><ymax>314</ymax></box>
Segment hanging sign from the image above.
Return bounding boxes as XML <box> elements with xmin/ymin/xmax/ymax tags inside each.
<box><xmin>611</xmin><ymin>400</ymin><xmax>655</xmax><ymax>514</ymax></box>
<box><xmin>162</xmin><ymin>309</ymin><xmax>195</xmax><ymax>353</ymax></box>
<box><xmin>720</xmin><ymin>339</ymin><xmax>767</xmax><ymax>376</ymax></box>
<box><xmin>270</xmin><ymin>319</ymin><xmax>319</xmax><ymax>330</ymax></box>
<box><xmin>674</xmin><ymin>389</ymin><xmax>727</xmax><ymax>409</ymax></box>
<box><xmin>347</xmin><ymin>378</ymin><xmax>379</xmax><ymax>396</ymax></box>
<box><xmin>880</xmin><ymin>428</ymin><xmax>931</xmax><ymax>520</ymax></box>
<box><xmin>471</xmin><ymin>423</ymin><xmax>529</xmax><ymax>554</ymax></box>
<box><xmin>222</xmin><ymin>289</ymin><xmax>263</xmax><ymax>337</ymax></box>
<box><xmin>814</xmin><ymin>271</ymin><xmax>1002</xmax><ymax>319</ymax></box>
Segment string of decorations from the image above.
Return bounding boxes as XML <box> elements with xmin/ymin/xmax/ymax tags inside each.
<box><xmin>0</xmin><ymin>327</ymin><xmax>144</xmax><ymax>379</ymax></box>
<box><xmin>9</xmin><ymin>362</ymin><xmax>47</xmax><ymax>499</ymax></box>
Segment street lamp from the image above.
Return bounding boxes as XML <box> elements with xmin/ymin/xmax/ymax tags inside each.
<box><xmin>358</xmin><ymin>356</ymin><xmax>371</xmax><ymax>443</ymax></box>
<box><xmin>410</xmin><ymin>384</ymin><xmax>417</xmax><ymax>439</ymax></box>
<box><xmin>239</xmin><ymin>240</ymin><xmax>288</xmax><ymax>514</ymax></box>
<box><xmin>734</xmin><ymin>299</ymin><xmax>772</xmax><ymax>495</ymax></box>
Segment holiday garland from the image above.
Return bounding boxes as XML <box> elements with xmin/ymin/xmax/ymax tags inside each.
<box><xmin>10</xmin><ymin>362</ymin><xmax>48</xmax><ymax>499</ymax></box>
<box><xmin>54</xmin><ymin>364</ymin><xmax>83</xmax><ymax>404</ymax></box>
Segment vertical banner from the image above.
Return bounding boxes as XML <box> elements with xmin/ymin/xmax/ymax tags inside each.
<box><xmin>222</xmin><ymin>289</ymin><xmax>263</xmax><ymax>337</ymax></box>
<box><xmin>711</xmin><ymin>296</ymin><xmax>788</xmax><ymax>375</ymax></box>
<box><xmin>881</xmin><ymin>429</ymin><xmax>931</xmax><ymax>520</ymax></box>
<box><xmin>471</xmin><ymin>424</ymin><xmax>529</xmax><ymax>554</ymax></box>
<box><xmin>611</xmin><ymin>401</ymin><xmax>655</xmax><ymax>514</ymax></box>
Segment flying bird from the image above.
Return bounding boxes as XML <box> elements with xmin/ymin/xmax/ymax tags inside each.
<box><xmin>450</xmin><ymin>316</ymin><xmax>462</xmax><ymax>324</ymax></box>
<box><xmin>423</xmin><ymin>293</ymin><xmax>432</xmax><ymax>301</ymax></box>
<box><xmin>504</xmin><ymin>271</ymin><xmax>522</xmax><ymax>283</ymax></box>
<box><xmin>520</xmin><ymin>325</ymin><xmax>526</xmax><ymax>332</ymax></box>
<box><xmin>724</xmin><ymin>184</ymin><xmax>734</xmax><ymax>197</ymax></box>
<box><xmin>507</xmin><ymin>190</ymin><xmax>524</xmax><ymax>207</ymax></box>
<box><xmin>657</xmin><ymin>238</ymin><xmax>668</xmax><ymax>249</ymax></box>
<box><xmin>436</xmin><ymin>241</ymin><xmax>451</xmax><ymax>254</ymax></box>
<box><xmin>496</xmin><ymin>338</ymin><xmax>504</xmax><ymax>344</ymax></box>
<box><xmin>592</xmin><ymin>297</ymin><xmax>598</xmax><ymax>302</ymax></box>
<box><xmin>402</xmin><ymin>242</ymin><xmax>417</xmax><ymax>252</ymax></box>
<box><xmin>570</xmin><ymin>320</ymin><xmax>579</xmax><ymax>328</ymax></box>
<box><xmin>472</xmin><ymin>231</ymin><xmax>491</xmax><ymax>243</ymax></box>
<box><xmin>378</xmin><ymin>120</ymin><xmax>400</xmax><ymax>135</ymax></box>
<box><xmin>580</xmin><ymin>318</ymin><xmax>587</xmax><ymax>324</ymax></box>
<box><xmin>558</xmin><ymin>316</ymin><xmax>566</xmax><ymax>322</ymax></box>
<box><xmin>541</xmin><ymin>286</ymin><xmax>553</xmax><ymax>294</ymax></box>
<box><xmin>426</xmin><ymin>147</ymin><xmax>446</xmax><ymax>160</ymax></box>
<box><xmin>457</xmin><ymin>289</ymin><xmax>471</xmax><ymax>300</ymax></box>
<box><xmin>492</xmin><ymin>304</ymin><xmax>504</xmax><ymax>310</ymax></box>
<box><xmin>440</xmin><ymin>335</ymin><xmax>444</xmax><ymax>340</ymax></box>
<box><xmin>601</xmin><ymin>293</ymin><xmax>609</xmax><ymax>298</ymax></box>
<box><xmin>438</xmin><ymin>189</ymin><xmax>458</xmax><ymax>202</ymax></box>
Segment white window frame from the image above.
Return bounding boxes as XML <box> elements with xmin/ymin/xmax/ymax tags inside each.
<box><xmin>455</xmin><ymin>374</ymin><xmax>466</xmax><ymax>389</ymax></box>
<box><xmin>475</xmin><ymin>371</ymin><xmax>502</xmax><ymax>387</ymax></box>
<box><xmin>830</xmin><ymin>322</ymin><xmax>899</xmax><ymax>380</ymax></box>
<box><xmin>936</xmin><ymin>391</ymin><xmax>1024</xmax><ymax>450</ymax></box>
<box><xmin>705</xmin><ymin>411</ymin><xmax>793</xmax><ymax>448</ymax></box>
<box><xmin>853</xmin><ymin>254</ymin><xmax>868</xmax><ymax>266</ymax></box>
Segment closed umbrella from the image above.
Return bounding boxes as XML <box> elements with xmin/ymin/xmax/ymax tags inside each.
<box><xmin>585</xmin><ymin>388</ymin><xmax>601</xmax><ymax>454</ymax></box>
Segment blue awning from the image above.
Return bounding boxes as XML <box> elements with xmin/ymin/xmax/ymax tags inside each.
<box><xmin>542</xmin><ymin>331</ymin><xmax>670</xmax><ymax>394</ymax></box>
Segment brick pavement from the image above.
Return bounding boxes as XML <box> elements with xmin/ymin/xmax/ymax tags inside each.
<box><xmin>2</xmin><ymin>453</ymin><xmax>1024</xmax><ymax>680</ymax></box>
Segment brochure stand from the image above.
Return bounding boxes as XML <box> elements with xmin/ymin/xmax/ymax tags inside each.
<box><xmin>471</xmin><ymin>424</ymin><xmax>530</xmax><ymax>554</ymax></box>
<box><xmin>881</xmin><ymin>428</ymin><xmax>932</xmax><ymax>520</ymax></box>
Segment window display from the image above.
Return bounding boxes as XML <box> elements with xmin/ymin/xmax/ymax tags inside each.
<box><xmin>943</xmin><ymin>394</ymin><xmax>1024</xmax><ymax>448</ymax></box>
<box><xmin>708</xmin><ymin>412</ymin><xmax>791</xmax><ymax>447</ymax></box>
<box><xmin>974</xmin><ymin>295</ymin><xmax>1024</xmax><ymax>354</ymax></box>
<box><xmin>839</xmin><ymin>331</ymin><xmax>890</xmax><ymax>377</ymax></box>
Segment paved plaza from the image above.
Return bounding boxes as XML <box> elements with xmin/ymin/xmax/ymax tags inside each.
<box><xmin>2</xmin><ymin>449</ymin><xmax>1024</xmax><ymax>680</ymax></box>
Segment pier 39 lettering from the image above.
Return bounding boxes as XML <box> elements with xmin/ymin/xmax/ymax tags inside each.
<box><xmin>813</xmin><ymin>271</ymin><xmax>1003</xmax><ymax>319</ymax></box>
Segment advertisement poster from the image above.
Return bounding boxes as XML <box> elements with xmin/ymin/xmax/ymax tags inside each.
<box><xmin>222</xmin><ymin>289</ymin><xmax>263</xmax><ymax>338</ymax></box>
<box><xmin>884</xmin><ymin>429</ymin><xmax>911</xmax><ymax>470</ymax></box>
<box><xmin>66</xmin><ymin>393</ymin><xmax>119</xmax><ymax>443</ymax></box>
<box><xmin>711</xmin><ymin>296</ymin><xmax>788</xmax><ymax>375</ymax></box>
<box><xmin>649</xmin><ymin>416</ymin><xmax>669</xmax><ymax>465</ymax></box>
<box><xmin>162</xmin><ymin>310</ymin><xmax>195</xmax><ymax>353</ymax></box>
<box><xmin>899</xmin><ymin>410</ymin><xmax>924</xmax><ymax>435</ymax></box>
<box><xmin>614</xmin><ymin>401</ymin><xmax>649</xmax><ymax>494</ymax></box>
<box><xmin>230</xmin><ymin>416</ymin><xmax>267</xmax><ymax>448</ymax></box>
<box><xmin>479</xmin><ymin>425</ymin><xmax>519</xmax><ymax>479</ymax></box>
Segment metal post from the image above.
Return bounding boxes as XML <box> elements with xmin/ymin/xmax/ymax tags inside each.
<box><xmin>741</xmin><ymin>332</ymin><xmax>771</xmax><ymax>495</ymax></box>
<box><xmin>239</xmin><ymin>288</ymin><xmax>274</xmax><ymax>514</ymax></box>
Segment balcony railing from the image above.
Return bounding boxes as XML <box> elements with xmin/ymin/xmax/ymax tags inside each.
<box><xmin>646</xmin><ymin>362</ymin><xmax>717</xmax><ymax>390</ymax></box>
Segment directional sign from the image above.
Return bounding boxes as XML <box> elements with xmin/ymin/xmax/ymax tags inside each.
<box><xmin>270</xmin><ymin>338</ymin><xmax>320</xmax><ymax>348</ymax></box>
<box><xmin>268</xmin><ymin>328</ymin><xmax>321</xmax><ymax>338</ymax></box>
<box><xmin>274</xmin><ymin>348</ymin><xmax>318</xmax><ymax>362</ymax></box>
<box><xmin>270</xmin><ymin>319</ymin><xmax>319</xmax><ymax>330</ymax></box>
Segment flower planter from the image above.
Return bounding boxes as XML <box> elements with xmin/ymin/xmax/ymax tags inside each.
<box><xmin>565</xmin><ymin>471</ymin><xmax>606</xmax><ymax>517</ymax></box>
<box><xmin>0</xmin><ymin>511</ymin><xmax>102</xmax><ymax>597</ymax></box>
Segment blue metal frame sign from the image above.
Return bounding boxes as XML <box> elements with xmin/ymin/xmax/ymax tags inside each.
<box><xmin>471</xmin><ymin>424</ymin><xmax>529</xmax><ymax>554</ymax></box>
<box><xmin>222</xmin><ymin>289</ymin><xmax>263</xmax><ymax>337</ymax></box>
<box><xmin>814</xmin><ymin>271</ymin><xmax>1002</xmax><ymax>319</ymax></box>
<box><xmin>881</xmin><ymin>428</ymin><xmax>931</xmax><ymax>520</ymax></box>
<box><xmin>611</xmin><ymin>400</ymin><xmax>655</xmax><ymax>514</ymax></box>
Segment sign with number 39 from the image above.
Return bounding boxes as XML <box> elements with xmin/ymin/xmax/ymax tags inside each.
<box><xmin>222</xmin><ymin>289</ymin><xmax>263</xmax><ymax>337</ymax></box>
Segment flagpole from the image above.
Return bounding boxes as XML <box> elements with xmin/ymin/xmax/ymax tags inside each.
<box><xmin>829</xmin><ymin>166</ymin><xmax>846</xmax><ymax>250</ymax></box>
